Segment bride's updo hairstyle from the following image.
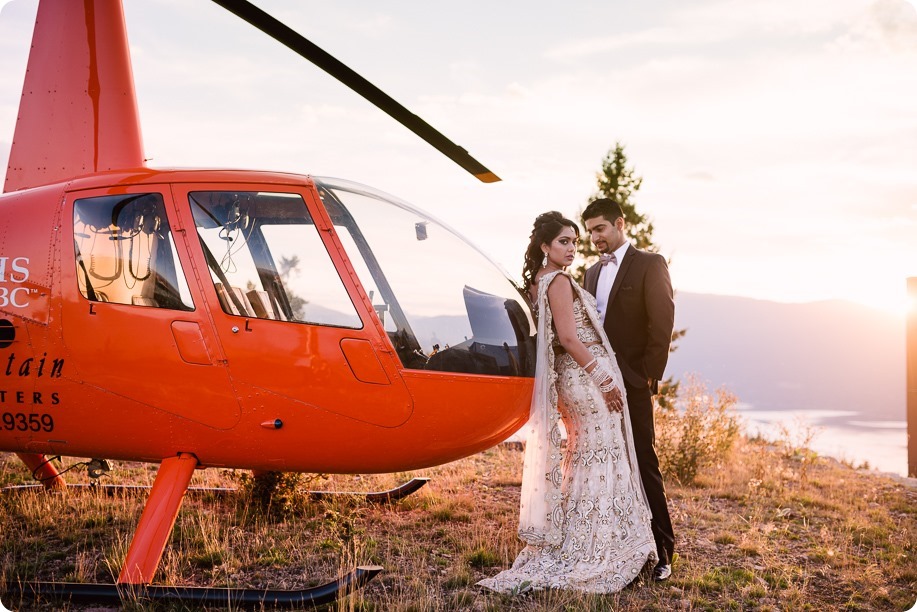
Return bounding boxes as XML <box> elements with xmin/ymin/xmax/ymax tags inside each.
<box><xmin>522</xmin><ymin>211</ymin><xmax>580</xmax><ymax>291</ymax></box>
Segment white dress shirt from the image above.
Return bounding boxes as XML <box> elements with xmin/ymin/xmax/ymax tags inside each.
<box><xmin>595</xmin><ymin>241</ymin><xmax>630</xmax><ymax>322</ymax></box>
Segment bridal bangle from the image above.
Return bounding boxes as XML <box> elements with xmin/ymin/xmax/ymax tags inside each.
<box><xmin>587</xmin><ymin>361</ymin><xmax>617</xmax><ymax>393</ymax></box>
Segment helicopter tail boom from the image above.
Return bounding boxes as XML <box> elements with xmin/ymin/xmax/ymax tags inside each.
<box><xmin>4</xmin><ymin>0</ymin><xmax>144</xmax><ymax>194</ymax></box>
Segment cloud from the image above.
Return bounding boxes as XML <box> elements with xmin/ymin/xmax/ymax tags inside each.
<box><xmin>544</xmin><ymin>26</ymin><xmax>731</xmax><ymax>61</ymax></box>
<box><xmin>670</xmin><ymin>0</ymin><xmax>865</xmax><ymax>33</ymax></box>
<box><xmin>856</xmin><ymin>0</ymin><xmax>917</xmax><ymax>51</ymax></box>
<box><xmin>351</xmin><ymin>14</ymin><xmax>394</xmax><ymax>36</ymax></box>
<box><xmin>545</xmin><ymin>0</ymin><xmax>873</xmax><ymax>62</ymax></box>
<box><xmin>825</xmin><ymin>0</ymin><xmax>917</xmax><ymax>54</ymax></box>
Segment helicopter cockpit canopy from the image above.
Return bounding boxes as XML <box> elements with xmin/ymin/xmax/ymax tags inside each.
<box><xmin>315</xmin><ymin>178</ymin><xmax>535</xmax><ymax>377</ymax></box>
<box><xmin>188</xmin><ymin>179</ymin><xmax>535</xmax><ymax>377</ymax></box>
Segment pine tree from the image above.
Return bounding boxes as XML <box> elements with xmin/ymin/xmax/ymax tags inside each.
<box><xmin>593</xmin><ymin>142</ymin><xmax>656</xmax><ymax>252</ymax></box>
<box><xmin>573</xmin><ymin>142</ymin><xmax>684</xmax><ymax>407</ymax></box>
<box><xmin>572</xmin><ymin>143</ymin><xmax>657</xmax><ymax>283</ymax></box>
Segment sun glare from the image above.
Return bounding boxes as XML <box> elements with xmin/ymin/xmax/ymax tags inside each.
<box><xmin>845</xmin><ymin>276</ymin><xmax>917</xmax><ymax>317</ymax></box>
<box><xmin>908</xmin><ymin>279</ymin><xmax>917</xmax><ymax>316</ymax></box>
<box><xmin>848</xmin><ymin>286</ymin><xmax>915</xmax><ymax>317</ymax></box>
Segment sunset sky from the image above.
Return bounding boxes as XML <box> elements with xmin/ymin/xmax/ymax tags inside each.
<box><xmin>1</xmin><ymin>0</ymin><xmax>915</xmax><ymax>314</ymax></box>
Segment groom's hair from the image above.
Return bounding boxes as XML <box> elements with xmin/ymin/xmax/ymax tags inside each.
<box><xmin>581</xmin><ymin>198</ymin><xmax>624</xmax><ymax>225</ymax></box>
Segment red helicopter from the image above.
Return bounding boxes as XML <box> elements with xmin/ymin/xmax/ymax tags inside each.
<box><xmin>0</xmin><ymin>0</ymin><xmax>534</xmax><ymax>606</ymax></box>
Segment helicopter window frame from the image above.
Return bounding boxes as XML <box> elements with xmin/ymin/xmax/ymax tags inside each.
<box><xmin>315</xmin><ymin>184</ymin><xmax>426</xmax><ymax>367</ymax></box>
<box><xmin>72</xmin><ymin>192</ymin><xmax>195</xmax><ymax>311</ymax></box>
<box><xmin>188</xmin><ymin>190</ymin><xmax>363</xmax><ymax>329</ymax></box>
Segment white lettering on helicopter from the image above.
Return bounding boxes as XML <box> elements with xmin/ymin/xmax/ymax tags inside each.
<box><xmin>0</xmin><ymin>257</ymin><xmax>29</xmax><ymax>283</ymax></box>
<box><xmin>0</xmin><ymin>287</ymin><xmax>31</xmax><ymax>308</ymax></box>
<box><xmin>0</xmin><ymin>257</ymin><xmax>32</xmax><ymax>309</ymax></box>
<box><xmin>3</xmin><ymin>353</ymin><xmax>64</xmax><ymax>378</ymax></box>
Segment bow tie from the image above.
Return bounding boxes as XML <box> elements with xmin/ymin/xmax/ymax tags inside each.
<box><xmin>599</xmin><ymin>252</ymin><xmax>617</xmax><ymax>266</ymax></box>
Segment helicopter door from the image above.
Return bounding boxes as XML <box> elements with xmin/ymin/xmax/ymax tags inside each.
<box><xmin>62</xmin><ymin>188</ymin><xmax>241</xmax><ymax>430</ymax></box>
<box><xmin>176</xmin><ymin>187</ymin><xmax>413</xmax><ymax>428</ymax></box>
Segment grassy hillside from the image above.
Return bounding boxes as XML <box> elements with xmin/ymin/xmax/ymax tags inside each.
<box><xmin>1</xmin><ymin>437</ymin><xmax>915</xmax><ymax>611</ymax></box>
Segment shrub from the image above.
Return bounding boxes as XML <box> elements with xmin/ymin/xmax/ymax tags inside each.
<box><xmin>655</xmin><ymin>375</ymin><xmax>741</xmax><ymax>484</ymax></box>
<box><xmin>775</xmin><ymin>417</ymin><xmax>821</xmax><ymax>481</ymax></box>
<box><xmin>234</xmin><ymin>470</ymin><xmax>307</xmax><ymax>521</ymax></box>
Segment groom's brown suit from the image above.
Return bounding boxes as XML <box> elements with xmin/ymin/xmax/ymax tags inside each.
<box><xmin>584</xmin><ymin>244</ymin><xmax>676</xmax><ymax>565</ymax></box>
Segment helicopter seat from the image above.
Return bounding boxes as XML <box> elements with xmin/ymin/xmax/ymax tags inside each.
<box><xmin>131</xmin><ymin>296</ymin><xmax>159</xmax><ymax>308</ymax></box>
<box><xmin>463</xmin><ymin>286</ymin><xmax>525</xmax><ymax>376</ymax></box>
<box><xmin>246</xmin><ymin>290</ymin><xmax>278</xmax><ymax>320</ymax></box>
<box><xmin>229</xmin><ymin>287</ymin><xmax>254</xmax><ymax>317</ymax></box>
<box><xmin>426</xmin><ymin>286</ymin><xmax>522</xmax><ymax>376</ymax></box>
<box><xmin>214</xmin><ymin>283</ymin><xmax>254</xmax><ymax>317</ymax></box>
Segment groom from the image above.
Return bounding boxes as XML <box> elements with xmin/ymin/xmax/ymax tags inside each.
<box><xmin>581</xmin><ymin>198</ymin><xmax>676</xmax><ymax>581</ymax></box>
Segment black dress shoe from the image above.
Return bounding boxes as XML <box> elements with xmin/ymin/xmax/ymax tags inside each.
<box><xmin>653</xmin><ymin>563</ymin><xmax>671</xmax><ymax>582</ymax></box>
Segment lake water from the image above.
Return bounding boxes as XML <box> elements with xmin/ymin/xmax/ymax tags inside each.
<box><xmin>737</xmin><ymin>404</ymin><xmax>909</xmax><ymax>476</ymax></box>
<box><xmin>504</xmin><ymin>404</ymin><xmax>911</xmax><ymax>476</ymax></box>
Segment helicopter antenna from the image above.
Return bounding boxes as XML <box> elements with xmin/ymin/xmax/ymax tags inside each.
<box><xmin>210</xmin><ymin>0</ymin><xmax>501</xmax><ymax>184</ymax></box>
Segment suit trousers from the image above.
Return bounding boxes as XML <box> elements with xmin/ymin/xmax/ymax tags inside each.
<box><xmin>624</xmin><ymin>381</ymin><xmax>675</xmax><ymax>565</ymax></box>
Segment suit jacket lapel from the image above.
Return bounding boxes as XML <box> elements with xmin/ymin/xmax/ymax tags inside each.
<box><xmin>608</xmin><ymin>244</ymin><xmax>636</xmax><ymax>305</ymax></box>
<box><xmin>584</xmin><ymin>262</ymin><xmax>599</xmax><ymax>295</ymax></box>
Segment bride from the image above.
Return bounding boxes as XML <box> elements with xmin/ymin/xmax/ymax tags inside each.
<box><xmin>478</xmin><ymin>211</ymin><xmax>657</xmax><ymax>594</ymax></box>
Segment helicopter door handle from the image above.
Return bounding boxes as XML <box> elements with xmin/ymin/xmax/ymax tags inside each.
<box><xmin>171</xmin><ymin>321</ymin><xmax>213</xmax><ymax>365</ymax></box>
<box><xmin>340</xmin><ymin>339</ymin><xmax>390</xmax><ymax>385</ymax></box>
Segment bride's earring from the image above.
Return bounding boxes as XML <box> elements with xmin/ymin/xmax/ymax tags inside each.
<box><xmin>542</xmin><ymin>252</ymin><xmax>548</xmax><ymax>268</ymax></box>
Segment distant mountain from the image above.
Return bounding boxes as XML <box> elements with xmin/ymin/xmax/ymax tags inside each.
<box><xmin>308</xmin><ymin>292</ymin><xmax>906</xmax><ymax>423</ymax></box>
<box><xmin>666</xmin><ymin>293</ymin><xmax>906</xmax><ymax>422</ymax></box>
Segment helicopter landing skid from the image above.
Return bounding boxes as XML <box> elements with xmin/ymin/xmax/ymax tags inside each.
<box><xmin>3</xmin><ymin>454</ymin><xmax>383</xmax><ymax>608</ymax></box>
<box><xmin>2</xmin><ymin>477</ymin><xmax>431</xmax><ymax>503</ymax></box>
<box><xmin>7</xmin><ymin>565</ymin><xmax>382</xmax><ymax>609</ymax></box>
<box><xmin>0</xmin><ymin>483</ymin><xmax>236</xmax><ymax>496</ymax></box>
<box><xmin>307</xmin><ymin>476</ymin><xmax>431</xmax><ymax>503</ymax></box>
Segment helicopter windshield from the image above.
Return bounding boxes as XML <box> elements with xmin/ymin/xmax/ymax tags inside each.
<box><xmin>315</xmin><ymin>178</ymin><xmax>535</xmax><ymax>378</ymax></box>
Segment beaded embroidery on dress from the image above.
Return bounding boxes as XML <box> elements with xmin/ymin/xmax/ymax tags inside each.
<box><xmin>478</xmin><ymin>270</ymin><xmax>657</xmax><ymax>594</ymax></box>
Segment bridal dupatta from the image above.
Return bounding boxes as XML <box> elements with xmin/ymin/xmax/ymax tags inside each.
<box><xmin>517</xmin><ymin>270</ymin><xmax>650</xmax><ymax>548</ymax></box>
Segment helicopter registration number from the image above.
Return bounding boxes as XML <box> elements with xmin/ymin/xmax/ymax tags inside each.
<box><xmin>1</xmin><ymin>412</ymin><xmax>54</xmax><ymax>432</ymax></box>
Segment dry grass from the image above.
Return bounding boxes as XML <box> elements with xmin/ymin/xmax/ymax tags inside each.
<box><xmin>1</xmin><ymin>438</ymin><xmax>915</xmax><ymax>611</ymax></box>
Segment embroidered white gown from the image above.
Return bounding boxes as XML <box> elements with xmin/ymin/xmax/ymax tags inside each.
<box><xmin>478</xmin><ymin>271</ymin><xmax>657</xmax><ymax>594</ymax></box>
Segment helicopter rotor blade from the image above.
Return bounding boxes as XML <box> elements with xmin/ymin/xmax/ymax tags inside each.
<box><xmin>210</xmin><ymin>0</ymin><xmax>500</xmax><ymax>183</ymax></box>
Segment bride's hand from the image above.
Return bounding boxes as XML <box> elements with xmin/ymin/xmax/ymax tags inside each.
<box><xmin>602</xmin><ymin>383</ymin><xmax>623</xmax><ymax>413</ymax></box>
<box><xmin>586</xmin><ymin>360</ymin><xmax>624</xmax><ymax>412</ymax></box>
